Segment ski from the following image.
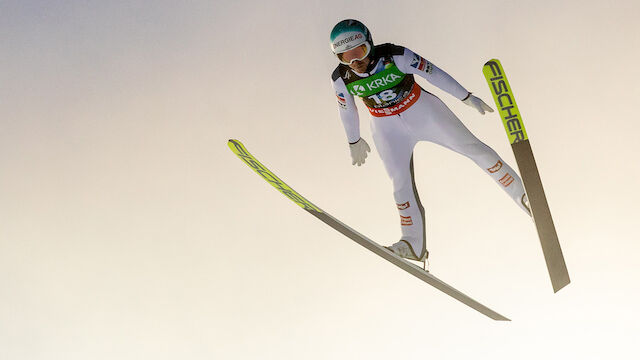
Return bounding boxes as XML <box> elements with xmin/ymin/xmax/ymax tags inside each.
<box><xmin>228</xmin><ymin>139</ymin><xmax>510</xmax><ymax>321</ymax></box>
<box><xmin>483</xmin><ymin>59</ymin><xmax>570</xmax><ymax>293</ymax></box>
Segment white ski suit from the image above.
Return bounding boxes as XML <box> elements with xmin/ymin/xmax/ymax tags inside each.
<box><xmin>331</xmin><ymin>43</ymin><xmax>529</xmax><ymax>258</ymax></box>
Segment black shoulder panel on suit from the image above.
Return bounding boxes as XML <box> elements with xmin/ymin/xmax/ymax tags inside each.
<box><xmin>374</xmin><ymin>43</ymin><xmax>405</xmax><ymax>56</ymax></box>
<box><xmin>331</xmin><ymin>65</ymin><xmax>345</xmax><ymax>81</ymax></box>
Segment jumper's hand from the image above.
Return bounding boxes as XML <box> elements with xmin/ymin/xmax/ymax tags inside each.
<box><xmin>349</xmin><ymin>138</ymin><xmax>371</xmax><ymax>166</ymax></box>
<box><xmin>462</xmin><ymin>94</ymin><xmax>494</xmax><ymax>115</ymax></box>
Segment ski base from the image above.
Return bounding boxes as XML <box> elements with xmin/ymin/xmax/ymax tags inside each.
<box><xmin>228</xmin><ymin>139</ymin><xmax>510</xmax><ymax>321</ymax></box>
<box><xmin>512</xmin><ymin>140</ymin><xmax>570</xmax><ymax>292</ymax></box>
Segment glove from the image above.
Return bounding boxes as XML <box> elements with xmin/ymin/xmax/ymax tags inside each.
<box><xmin>462</xmin><ymin>93</ymin><xmax>494</xmax><ymax>115</ymax></box>
<box><xmin>349</xmin><ymin>138</ymin><xmax>371</xmax><ymax>166</ymax></box>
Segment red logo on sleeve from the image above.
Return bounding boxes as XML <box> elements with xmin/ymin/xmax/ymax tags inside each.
<box><xmin>400</xmin><ymin>215</ymin><xmax>413</xmax><ymax>226</ymax></box>
<box><xmin>487</xmin><ymin>161</ymin><xmax>503</xmax><ymax>173</ymax></box>
<box><xmin>397</xmin><ymin>202</ymin><xmax>410</xmax><ymax>210</ymax></box>
<box><xmin>499</xmin><ymin>173</ymin><xmax>514</xmax><ymax>187</ymax></box>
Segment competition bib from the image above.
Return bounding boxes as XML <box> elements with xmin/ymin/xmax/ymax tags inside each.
<box><xmin>346</xmin><ymin>64</ymin><xmax>406</xmax><ymax>97</ymax></box>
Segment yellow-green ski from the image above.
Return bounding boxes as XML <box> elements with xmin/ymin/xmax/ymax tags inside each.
<box><xmin>228</xmin><ymin>139</ymin><xmax>510</xmax><ymax>320</ymax></box>
<box><xmin>483</xmin><ymin>59</ymin><xmax>570</xmax><ymax>293</ymax></box>
<box><xmin>227</xmin><ymin>139</ymin><xmax>321</xmax><ymax>212</ymax></box>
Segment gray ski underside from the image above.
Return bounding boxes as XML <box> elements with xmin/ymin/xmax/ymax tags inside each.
<box><xmin>309</xmin><ymin>210</ymin><xmax>510</xmax><ymax>321</ymax></box>
<box><xmin>512</xmin><ymin>140</ymin><xmax>570</xmax><ymax>292</ymax></box>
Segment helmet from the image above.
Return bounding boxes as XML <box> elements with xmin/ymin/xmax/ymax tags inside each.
<box><xmin>330</xmin><ymin>19</ymin><xmax>374</xmax><ymax>64</ymax></box>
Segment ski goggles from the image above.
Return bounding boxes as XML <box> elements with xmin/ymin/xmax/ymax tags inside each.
<box><xmin>336</xmin><ymin>43</ymin><xmax>371</xmax><ymax>65</ymax></box>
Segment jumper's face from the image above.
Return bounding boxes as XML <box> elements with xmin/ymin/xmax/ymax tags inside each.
<box><xmin>336</xmin><ymin>43</ymin><xmax>371</xmax><ymax>73</ymax></box>
<box><xmin>348</xmin><ymin>56</ymin><xmax>370</xmax><ymax>73</ymax></box>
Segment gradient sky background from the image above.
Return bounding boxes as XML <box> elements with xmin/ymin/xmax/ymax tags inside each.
<box><xmin>2</xmin><ymin>1</ymin><xmax>639</xmax><ymax>359</ymax></box>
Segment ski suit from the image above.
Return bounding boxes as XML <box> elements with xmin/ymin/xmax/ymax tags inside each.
<box><xmin>331</xmin><ymin>43</ymin><xmax>529</xmax><ymax>258</ymax></box>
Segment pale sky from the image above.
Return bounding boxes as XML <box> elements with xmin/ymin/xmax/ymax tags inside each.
<box><xmin>2</xmin><ymin>1</ymin><xmax>639</xmax><ymax>359</ymax></box>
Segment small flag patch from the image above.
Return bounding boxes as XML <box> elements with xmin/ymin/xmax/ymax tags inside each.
<box><xmin>336</xmin><ymin>92</ymin><xmax>347</xmax><ymax>109</ymax></box>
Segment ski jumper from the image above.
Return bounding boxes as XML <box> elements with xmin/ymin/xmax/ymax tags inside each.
<box><xmin>331</xmin><ymin>43</ymin><xmax>529</xmax><ymax>258</ymax></box>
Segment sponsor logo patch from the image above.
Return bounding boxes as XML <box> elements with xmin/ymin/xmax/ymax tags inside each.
<box><xmin>333</xmin><ymin>33</ymin><xmax>363</xmax><ymax>50</ymax></box>
<box><xmin>397</xmin><ymin>202</ymin><xmax>410</xmax><ymax>210</ymax></box>
<box><xmin>354</xmin><ymin>73</ymin><xmax>402</xmax><ymax>95</ymax></box>
<box><xmin>483</xmin><ymin>61</ymin><xmax>528</xmax><ymax>144</ymax></box>
<box><xmin>346</xmin><ymin>64</ymin><xmax>406</xmax><ymax>97</ymax></box>
<box><xmin>336</xmin><ymin>92</ymin><xmax>347</xmax><ymax>109</ymax></box>
<box><xmin>487</xmin><ymin>161</ymin><xmax>503</xmax><ymax>173</ymax></box>
<box><xmin>351</xmin><ymin>84</ymin><xmax>366</xmax><ymax>95</ymax></box>
<box><xmin>410</xmin><ymin>55</ymin><xmax>432</xmax><ymax>73</ymax></box>
<box><xmin>400</xmin><ymin>215</ymin><xmax>413</xmax><ymax>226</ymax></box>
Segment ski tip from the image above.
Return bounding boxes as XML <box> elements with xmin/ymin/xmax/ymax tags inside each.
<box><xmin>483</xmin><ymin>58</ymin><xmax>502</xmax><ymax>68</ymax></box>
<box><xmin>227</xmin><ymin>139</ymin><xmax>243</xmax><ymax>153</ymax></box>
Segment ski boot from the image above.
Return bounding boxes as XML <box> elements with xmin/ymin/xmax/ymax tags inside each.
<box><xmin>385</xmin><ymin>240</ymin><xmax>429</xmax><ymax>270</ymax></box>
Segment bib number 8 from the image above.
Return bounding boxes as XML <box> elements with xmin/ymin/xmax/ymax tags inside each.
<box><xmin>368</xmin><ymin>89</ymin><xmax>397</xmax><ymax>104</ymax></box>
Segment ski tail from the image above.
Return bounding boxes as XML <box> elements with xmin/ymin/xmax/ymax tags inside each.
<box><xmin>482</xmin><ymin>60</ymin><xmax>570</xmax><ymax>293</ymax></box>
